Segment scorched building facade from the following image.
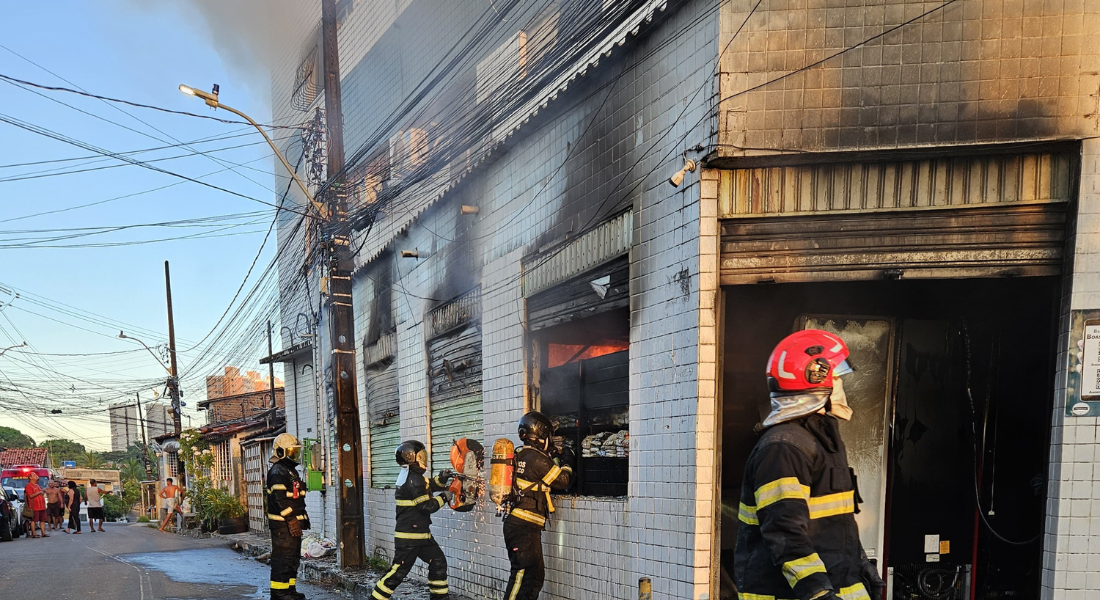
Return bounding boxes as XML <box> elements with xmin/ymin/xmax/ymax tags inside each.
<box><xmin>264</xmin><ymin>0</ymin><xmax>1100</xmax><ymax>599</ymax></box>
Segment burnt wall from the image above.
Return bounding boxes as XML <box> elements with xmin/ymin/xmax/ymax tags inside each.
<box><xmin>717</xmin><ymin>0</ymin><xmax>1100</xmax><ymax>157</ymax></box>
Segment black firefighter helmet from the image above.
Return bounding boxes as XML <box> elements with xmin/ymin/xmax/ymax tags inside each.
<box><xmin>395</xmin><ymin>440</ymin><xmax>429</xmax><ymax>473</ymax></box>
<box><xmin>518</xmin><ymin>411</ymin><xmax>553</xmax><ymax>451</ymax></box>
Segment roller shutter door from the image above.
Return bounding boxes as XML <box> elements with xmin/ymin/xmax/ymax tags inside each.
<box><xmin>365</xmin><ymin>361</ymin><xmax>401</xmax><ymax>488</ymax></box>
<box><xmin>718</xmin><ymin>152</ymin><xmax>1072</xmax><ymax>284</ymax></box>
<box><xmin>426</xmin><ymin>288</ymin><xmax>483</xmax><ymax>473</ymax></box>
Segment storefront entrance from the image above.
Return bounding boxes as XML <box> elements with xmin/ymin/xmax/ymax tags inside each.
<box><xmin>719</xmin><ymin>277</ymin><xmax>1059</xmax><ymax>599</ymax></box>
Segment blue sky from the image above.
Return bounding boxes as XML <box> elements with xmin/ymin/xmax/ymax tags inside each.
<box><xmin>0</xmin><ymin>1</ymin><xmax>287</xmax><ymax>450</ymax></box>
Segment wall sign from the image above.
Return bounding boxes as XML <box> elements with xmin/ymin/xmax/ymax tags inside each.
<box><xmin>1066</xmin><ymin>310</ymin><xmax>1100</xmax><ymax>416</ymax></box>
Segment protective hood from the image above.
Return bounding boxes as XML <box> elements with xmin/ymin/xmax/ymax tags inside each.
<box><xmin>763</xmin><ymin>389</ymin><xmax>831</xmax><ymax>428</ymax></box>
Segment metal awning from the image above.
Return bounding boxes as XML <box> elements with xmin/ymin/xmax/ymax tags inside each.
<box><xmin>260</xmin><ymin>341</ymin><xmax>313</xmax><ymax>365</ymax></box>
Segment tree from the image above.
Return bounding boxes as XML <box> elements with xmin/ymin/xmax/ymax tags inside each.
<box><xmin>0</xmin><ymin>426</ymin><xmax>35</xmax><ymax>449</ymax></box>
<box><xmin>79</xmin><ymin>451</ymin><xmax>104</xmax><ymax>469</ymax></box>
<box><xmin>38</xmin><ymin>439</ymin><xmax>86</xmax><ymax>465</ymax></box>
<box><xmin>120</xmin><ymin>459</ymin><xmax>145</xmax><ymax>482</ymax></box>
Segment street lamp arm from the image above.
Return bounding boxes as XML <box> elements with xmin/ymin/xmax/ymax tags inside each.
<box><xmin>119</xmin><ymin>331</ymin><xmax>173</xmax><ymax>376</ymax></box>
<box><xmin>178</xmin><ymin>84</ymin><xmax>328</xmax><ymax>219</ymax></box>
<box><xmin>0</xmin><ymin>341</ymin><xmax>27</xmax><ymax>358</ymax></box>
<box><xmin>217</xmin><ymin>102</ymin><xmax>329</xmax><ymax>218</ymax></box>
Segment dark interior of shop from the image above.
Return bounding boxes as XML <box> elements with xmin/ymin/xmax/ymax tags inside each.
<box><xmin>720</xmin><ymin>277</ymin><xmax>1060</xmax><ymax>600</ymax></box>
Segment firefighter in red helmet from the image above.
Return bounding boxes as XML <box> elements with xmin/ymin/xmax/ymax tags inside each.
<box><xmin>734</xmin><ymin>330</ymin><xmax>884</xmax><ymax>600</ymax></box>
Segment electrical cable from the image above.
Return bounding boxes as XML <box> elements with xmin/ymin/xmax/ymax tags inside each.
<box><xmin>0</xmin><ymin>112</ymin><xmax>315</xmax><ymax>217</ymax></box>
<box><xmin>961</xmin><ymin>321</ymin><xmax>1041</xmax><ymax>546</ymax></box>
<box><xmin>0</xmin><ymin>71</ymin><xmax>298</xmax><ymax>129</ymax></box>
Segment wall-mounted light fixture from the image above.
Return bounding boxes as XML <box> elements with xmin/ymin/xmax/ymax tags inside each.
<box><xmin>460</xmin><ymin>205</ymin><xmax>480</xmax><ymax>215</ymax></box>
<box><xmin>668</xmin><ymin>158</ymin><xmax>697</xmax><ymax>187</ymax></box>
<box><xmin>401</xmin><ymin>250</ymin><xmax>420</xmax><ymax>259</ymax></box>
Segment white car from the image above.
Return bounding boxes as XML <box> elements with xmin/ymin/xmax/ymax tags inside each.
<box><xmin>1</xmin><ymin>486</ymin><xmax>22</xmax><ymax>541</ymax></box>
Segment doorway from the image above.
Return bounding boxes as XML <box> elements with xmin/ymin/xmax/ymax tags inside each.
<box><xmin>719</xmin><ymin>276</ymin><xmax>1059</xmax><ymax>599</ymax></box>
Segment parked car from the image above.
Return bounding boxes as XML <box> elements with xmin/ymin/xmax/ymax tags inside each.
<box><xmin>0</xmin><ymin>486</ymin><xmax>22</xmax><ymax>541</ymax></box>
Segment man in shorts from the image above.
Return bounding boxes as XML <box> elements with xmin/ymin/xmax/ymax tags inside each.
<box><xmin>24</xmin><ymin>476</ymin><xmax>48</xmax><ymax>538</ymax></box>
<box><xmin>158</xmin><ymin>478</ymin><xmax>184</xmax><ymax>531</ymax></box>
<box><xmin>86</xmin><ymin>479</ymin><xmax>105</xmax><ymax>532</ymax></box>
<box><xmin>44</xmin><ymin>481</ymin><xmax>64</xmax><ymax>531</ymax></box>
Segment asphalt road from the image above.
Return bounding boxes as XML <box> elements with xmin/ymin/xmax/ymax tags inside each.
<box><xmin>0</xmin><ymin>522</ymin><xmax>344</xmax><ymax>599</ymax></box>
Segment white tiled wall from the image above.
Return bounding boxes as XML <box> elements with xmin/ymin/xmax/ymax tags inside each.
<box><xmin>1044</xmin><ymin>139</ymin><xmax>1100</xmax><ymax>600</ymax></box>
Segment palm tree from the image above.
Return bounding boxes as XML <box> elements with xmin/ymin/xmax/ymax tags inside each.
<box><xmin>80</xmin><ymin>451</ymin><xmax>104</xmax><ymax>469</ymax></box>
<box><xmin>121</xmin><ymin>459</ymin><xmax>145</xmax><ymax>482</ymax></box>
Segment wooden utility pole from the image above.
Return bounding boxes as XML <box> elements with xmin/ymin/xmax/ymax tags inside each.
<box><xmin>165</xmin><ymin>260</ymin><xmax>182</xmax><ymax>435</ymax></box>
<box><xmin>267</xmin><ymin>320</ymin><xmax>276</xmax><ymax>409</ymax></box>
<box><xmin>321</xmin><ymin>0</ymin><xmax>365</xmax><ymax>568</ymax></box>
<box><xmin>136</xmin><ymin>392</ymin><xmax>152</xmax><ymax>479</ymax></box>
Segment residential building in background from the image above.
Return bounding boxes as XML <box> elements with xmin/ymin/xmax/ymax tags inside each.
<box><xmin>205</xmin><ymin>366</ymin><xmax>283</xmax><ymax>400</ymax></box>
<box><xmin>197</xmin><ymin>388</ymin><xmax>286</xmax><ymax>424</ymax></box>
<box><xmin>109</xmin><ymin>401</ymin><xmax>172</xmax><ymax>452</ymax></box>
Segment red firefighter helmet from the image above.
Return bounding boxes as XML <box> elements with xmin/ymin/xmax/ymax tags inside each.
<box><xmin>766</xmin><ymin>329</ymin><xmax>852</xmax><ymax>393</ymax></box>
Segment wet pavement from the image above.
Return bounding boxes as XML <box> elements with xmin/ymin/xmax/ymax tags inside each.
<box><xmin>0</xmin><ymin>522</ymin><xmax>344</xmax><ymax>600</ymax></box>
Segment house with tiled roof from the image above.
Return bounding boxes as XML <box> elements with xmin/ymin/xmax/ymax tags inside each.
<box><xmin>0</xmin><ymin>447</ymin><xmax>50</xmax><ymax>469</ymax></box>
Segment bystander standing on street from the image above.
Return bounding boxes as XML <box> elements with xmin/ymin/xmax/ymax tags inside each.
<box><xmin>65</xmin><ymin>481</ymin><xmax>82</xmax><ymax>534</ymax></box>
<box><xmin>158</xmin><ymin>477</ymin><xmax>183</xmax><ymax>532</ymax></box>
<box><xmin>24</xmin><ymin>476</ymin><xmax>48</xmax><ymax>538</ymax></box>
<box><xmin>45</xmin><ymin>481</ymin><xmax>63</xmax><ymax>531</ymax></box>
<box><xmin>86</xmin><ymin>479</ymin><xmax>105</xmax><ymax>533</ymax></box>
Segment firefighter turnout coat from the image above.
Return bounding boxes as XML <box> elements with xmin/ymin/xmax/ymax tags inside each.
<box><xmin>505</xmin><ymin>446</ymin><xmax>573</xmax><ymax>529</ymax></box>
<box><xmin>267</xmin><ymin>458</ymin><xmax>310</xmax><ymax>528</ymax></box>
<box><xmin>734</xmin><ymin>413</ymin><xmax>869</xmax><ymax>600</ymax></box>
<box><xmin>394</xmin><ymin>469</ymin><xmax>449</xmax><ymax>545</ymax></box>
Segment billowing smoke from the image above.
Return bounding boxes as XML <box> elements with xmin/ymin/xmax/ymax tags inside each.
<box><xmin>123</xmin><ymin>0</ymin><xmax>303</xmax><ymax>107</ymax></box>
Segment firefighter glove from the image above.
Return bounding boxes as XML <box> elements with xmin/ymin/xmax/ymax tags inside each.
<box><xmin>861</xmin><ymin>560</ymin><xmax>886</xmax><ymax>593</ymax></box>
<box><xmin>438</xmin><ymin>469</ymin><xmax>457</xmax><ymax>482</ymax></box>
<box><xmin>287</xmin><ymin>518</ymin><xmax>303</xmax><ymax>537</ymax></box>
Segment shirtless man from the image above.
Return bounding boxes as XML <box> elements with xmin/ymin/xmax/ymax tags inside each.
<box><xmin>44</xmin><ymin>481</ymin><xmax>64</xmax><ymax>531</ymax></box>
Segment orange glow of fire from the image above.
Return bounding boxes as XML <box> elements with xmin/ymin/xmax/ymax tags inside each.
<box><xmin>547</xmin><ymin>341</ymin><xmax>628</xmax><ymax>368</ymax></box>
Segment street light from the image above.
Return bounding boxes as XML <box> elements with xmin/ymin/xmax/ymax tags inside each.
<box><xmin>0</xmin><ymin>341</ymin><xmax>25</xmax><ymax>356</ymax></box>
<box><xmin>118</xmin><ymin>331</ymin><xmax>172</xmax><ymax>375</ymax></box>
<box><xmin>178</xmin><ymin>83</ymin><xmax>328</xmax><ymax>218</ymax></box>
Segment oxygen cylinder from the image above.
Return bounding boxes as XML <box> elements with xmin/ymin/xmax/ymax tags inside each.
<box><xmin>488</xmin><ymin>438</ymin><xmax>514</xmax><ymax>509</ymax></box>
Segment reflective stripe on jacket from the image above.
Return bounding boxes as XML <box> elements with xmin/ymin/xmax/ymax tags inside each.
<box><xmin>504</xmin><ymin>446</ymin><xmax>573</xmax><ymax>530</ymax></box>
<box><xmin>266</xmin><ymin>459</ymin><xmax>309</xmax><ymax>528</ymax></box>
<box><xmin>734</xmin><ymin>414</ymin><xmax>868</xmax><ymax>600</ymax></box>
<box><xmin>393</xmin><ymin>470</ymin><xmax>447</xmax><ymax>545</ymax></box>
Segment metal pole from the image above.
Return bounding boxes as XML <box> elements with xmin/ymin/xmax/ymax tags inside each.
<box><xmin>165</xmin><ymin>260</ymin><xmax>182</xmax><ymax>435</ymax></box>
<box><xmin>267</xmin><ymin>320</ymin><xmax>276</xmax><ymax>409</ymax></box>
<box><xmin>136</xmin><ymin>392</ymin><xmax>152</xmax><ymax>479</ymax></box>
<box><xmin>322</xmin><ymin>0</ymin><xmax>364</xmax><ymax>568</ymax></box>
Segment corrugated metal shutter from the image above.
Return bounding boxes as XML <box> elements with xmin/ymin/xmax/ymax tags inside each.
<box><xmin>365</xmin><ymin>359</ymin><xmax>401</xmax><ymax>488</ymax></box>
<box><xmin>370</xmin><ymin>420</ymin><xmax>402</xmax><ymax>488</ymax></box>
<box><xmin>720</xmin><ymin>203</ymin><xmax>1067</xmax><ymax>284</ymax></box>
<box><xmin>527</xmin><ymin>256</ymin><xmax>629</xmax><ymax>331</ymax></box>
<box><xmin>243</xmin><ymin>442</ymin><xmax>267</xmax><ymax>533</ymax></box>
<box><xmin>522</xmin><ymin>211</ymin><xmax>633</xmax><ymax>297</ymax></box>
<box><xmin>718</xmin><ymin>152</ymin><xmax>1073</xmax><ymax>218</ymax></box>
<box><xmin>427</xmin><ymin>321</ymin><xmax>483</xmax><ymax>472</ymax></box>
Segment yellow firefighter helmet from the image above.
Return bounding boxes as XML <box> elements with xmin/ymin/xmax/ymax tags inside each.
<box><xmin>270</xmin><ymin>433</ymin><xmax>302</xmax><ymax>464</ymax></box>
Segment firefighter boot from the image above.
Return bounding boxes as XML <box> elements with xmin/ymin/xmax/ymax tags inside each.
<box><xmin>287</xmin><ymin>585</ymin><xmax>306</xmax><ymax>600</ymax></box>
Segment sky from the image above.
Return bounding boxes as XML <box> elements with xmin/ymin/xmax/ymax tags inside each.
<box><xmin>0</xmin><ymin>1</ymin><xmax>292</xmax><ymax>451</ymax></box>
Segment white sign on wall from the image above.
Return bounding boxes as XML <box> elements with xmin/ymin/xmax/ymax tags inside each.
<box><xmin>1083</xmin><ymin>322</ymin><xmax>1100</xmax><ymax>398</ymax></box>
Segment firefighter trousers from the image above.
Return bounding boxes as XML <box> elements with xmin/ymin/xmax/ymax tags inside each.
<box><xmin>371</xmin><ymin>540</ymin><xmax>449</xmax><ymax>599</ymax></box>
<box><xmin>503</xmin><ymin>519</ymin><xmax>545</xmax><ymax>600</ymax></box>
<box><xmin>270</xmin><ymin>523</ymin><xmax>303</xmax><ymax>597</ymax></box>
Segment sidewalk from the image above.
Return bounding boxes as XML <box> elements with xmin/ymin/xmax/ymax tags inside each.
<box><xmin>218</xmin><ymin>530</ymin><xmax>469</xmax><ymax>600</ymax></box>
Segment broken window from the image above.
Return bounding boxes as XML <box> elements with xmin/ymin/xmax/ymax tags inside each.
<box><xmin>533</xmin><ymin>307</ymin><xmax>629</xmax><ymax>497</ymax></box>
